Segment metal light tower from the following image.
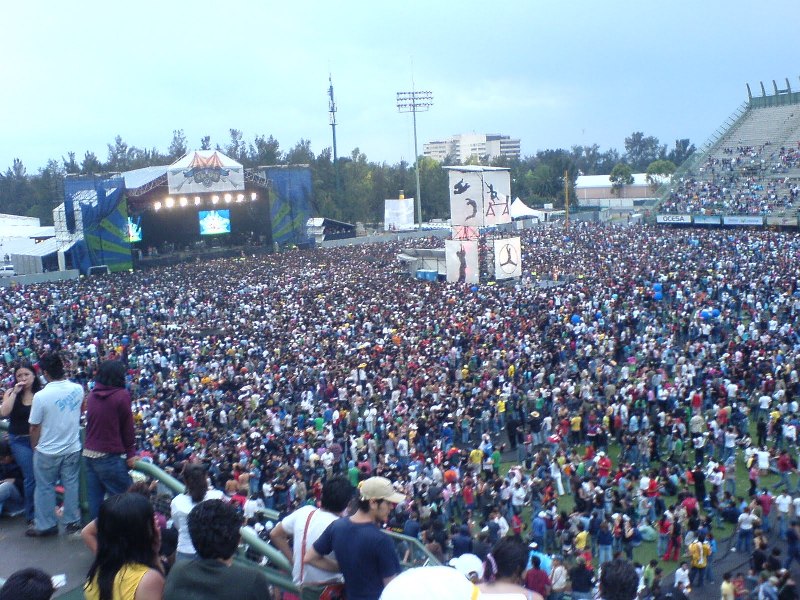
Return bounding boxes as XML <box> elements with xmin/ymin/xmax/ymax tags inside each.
<box><xmin>397</xmin><ymin>89</ymin><xmax>432</xmax><ymax>227</ymax></box>
<box><xmin>328</xmin><ymin>75</ymin><xmax>341</xmax><ymax>202</ymax></box>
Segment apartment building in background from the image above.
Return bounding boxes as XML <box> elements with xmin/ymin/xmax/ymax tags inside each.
<box><xmin>423</xmin><ymin>133</ymin><xmax>521</xmax><ymax>163</ymax></box>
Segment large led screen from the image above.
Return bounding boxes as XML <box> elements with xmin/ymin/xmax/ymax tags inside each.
<box><xmin>198</xmin><ymin>210</ymin><xmax>231</xmax><ymax>236</ymax></box>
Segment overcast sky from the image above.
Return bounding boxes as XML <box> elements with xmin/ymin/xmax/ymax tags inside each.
<box><xmin>2</xmin><ymin>1</ymin><xmax>797</xmax><ymax>173</ymax></box>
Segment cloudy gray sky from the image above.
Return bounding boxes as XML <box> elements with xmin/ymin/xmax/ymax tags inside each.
<box><xmin>3</xmin><ymin>0</ymin><xmax>797</xmax><ymax>172</ymax></box>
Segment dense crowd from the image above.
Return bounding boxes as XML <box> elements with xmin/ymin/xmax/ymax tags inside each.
<box><xmin>6</xmin><ymin>222</ymin><xmax>800</xmax><ymax>598</ymax></box>
<box><xmin>662</xmin><ymin>144</ymin><xmax>800</xmax><ymax>215</ymax></box>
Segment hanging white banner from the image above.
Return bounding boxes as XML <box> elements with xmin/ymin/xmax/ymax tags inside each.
<box><xmin>494</xmin><ymin>237</ymin><xmax>522</xmax><ymax>279</ymax></box>
<box><xmin>445</xmin><ymin>239</ymin><xmax>479</xmax><ymax>283</ymax></box>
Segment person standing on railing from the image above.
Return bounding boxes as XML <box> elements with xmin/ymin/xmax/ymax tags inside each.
<box><xmin>1</xmin><ymin>360</ymin><xmax>42</xmax><ymax>525</ymax></box>
<box><xmin>83</xmin><ymin>360</ymin><xmax>137</xmax><ymax>520</ymax></box>
<box><xmin>26</xmin><ymin>352</ymin><xmax>84</xmax><ymax>537</ymax></box>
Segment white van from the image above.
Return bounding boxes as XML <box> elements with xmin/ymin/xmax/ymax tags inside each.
<box><xmin>0</xmin><ymin>265</ymin><xmax>16</xmax><ymax>277</ymax></box>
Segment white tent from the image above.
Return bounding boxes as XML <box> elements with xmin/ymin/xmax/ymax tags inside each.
<box><xmin>510</xmin><ymin>197</ymin><xmax>537</xmax><ymax>219</ymax></box>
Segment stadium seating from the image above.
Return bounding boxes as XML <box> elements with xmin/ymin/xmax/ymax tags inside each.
<box><xmin>662</xmin><ymin>100</ymin><xmax>800</xmax><ymax>216</ymax></box>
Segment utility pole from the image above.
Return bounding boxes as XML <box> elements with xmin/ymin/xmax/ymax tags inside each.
<box><xmin>328</xmin><ymin>75</ymin><xmax>341</xmax><ymax>203</ymax></box>
<box><xmin>397</xmin><ymin>89</ymin><xmax>432</xmax><ymax>227</ymax></box>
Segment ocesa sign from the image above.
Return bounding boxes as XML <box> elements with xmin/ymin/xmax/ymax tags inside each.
<box><xmin>656</xmin><ymin>214</ymin><xmax>691</xmax><ymax>224</ymax></box>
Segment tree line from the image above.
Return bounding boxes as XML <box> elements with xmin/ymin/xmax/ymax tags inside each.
<box><xmin>0</xmin><ymin>129</ymin><xmax>694</xmax><ymax>226</ymax></box>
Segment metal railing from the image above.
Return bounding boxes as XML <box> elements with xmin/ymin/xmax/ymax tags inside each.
<box><xmin>1</xmin><ymin>419</ymin><xmax>440</xmax><ymax>596</ymax></box>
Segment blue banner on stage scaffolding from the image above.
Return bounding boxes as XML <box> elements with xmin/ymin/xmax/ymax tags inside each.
<box><xmin>62</xmin><ymin>177</ymin><xmax>132</xmax><ymax>274</ymax></box>
<box><xmin>264</xmin><ymin>166</ymin><xmax>313</xmax><ymax>248</ymax></box>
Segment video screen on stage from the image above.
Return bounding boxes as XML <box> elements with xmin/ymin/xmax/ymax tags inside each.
<box><xmin>198</xmin><ymin>210</ymin><xmax>231</xmax><ymax>236</ymax></box>
<box><xmin>126</xmin><ymin>216</ymin><xmax>142</xmax><ymax>243</ymax></box>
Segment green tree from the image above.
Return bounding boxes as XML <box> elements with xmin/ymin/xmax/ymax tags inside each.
<box><xmin>609</xmin><ymin>162</ymin><xmax>634</xmax><ymax>196</ymax></box>
<box><xmin>62</xmin><ymin>152</ymin><xmax>80</xmax><ymax>174</ymax></box>
<box><xmin>0</xmin><ymin>159</ymin><xmax>37</xmax><ymax>217</ymax></box>
<box><xmin>623</xmin><ymin>132</ymin><xmax>666</xmax><ymax>172</ymax></box>
<box><xmin>167</xmin><ymin>129</ymin><xmax>187</xmax><ymax>160</ymax></box>
<box><xmin>312</xmin><ymin>147</ymin><xmax>337</xmax><ymax>217</ymax></box>
<box><xmin>285</xmin><ymin>139</ymin><xmax>315</xmax><ymax>165</ymax></box>
<box><xmin>248</xmin><ymin>135</ymin><xmax>281</xmax><ymax>167</ymax></box>
<box><xmin>224</xmin><ymin>129</ymin><xmax>246</xmax><ymax>162</ymax></box>
<box><xmin>106</xmin><ymin>135</ymin><xmax>137</xmax><ymax>171</ymax></box>
<box><xmin>417</xmin><ymin>156</ymin><xmax>448</xmax><ymax>220</ymax></box>
<box><xmin>81</xmin><ymin>151</ymin><xmax>102</xmax><ymax>175</ymax></box>
<box><xmin>645</xmin><ymin>159</ymin><xmax>677</xmax><ymax>191</ymax></box>
<box><xmin>200</xmin><ymin>136</ymin><xmax>211</xmax><ymax>151</ymax></box>
<box><xmin>339</xmin><ymin>148</ymin><xmax>374</xmax><ymax>223</ymax></box>
<box><xmin>666</xmin><ymin>138</ymin><xmax>696</xmax><ymax>167</ymax></box>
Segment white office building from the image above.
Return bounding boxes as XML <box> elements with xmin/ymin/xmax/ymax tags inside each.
<box><xmin>423</xmin><ymin>133</ymin><xmax>521</xmax><ymax>163</ymax></box>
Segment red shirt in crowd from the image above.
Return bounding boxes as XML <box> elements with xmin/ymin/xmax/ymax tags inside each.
<box><xmin>524</xmin><ymin>568</ymin><xmax>551</xmax><ymax>597</ymax></box>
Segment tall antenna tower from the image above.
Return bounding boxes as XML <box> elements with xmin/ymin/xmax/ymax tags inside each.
<box><xmin>328</xmin><ymin>75</ymin><xmax>341</xmax><ymax>201</ymax></box>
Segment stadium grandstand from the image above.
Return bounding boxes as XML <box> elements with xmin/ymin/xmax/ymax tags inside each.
<box><xmin>660</xmin><ymin>79</ymin><xmax>800</xmax><ymax>220</ymax></box>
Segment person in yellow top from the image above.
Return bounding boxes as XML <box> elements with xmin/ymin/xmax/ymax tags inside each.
<box><xmin>469</xmin><ymin>447</ymin><xmax>484</xmax><ymax>470</ymax></box>
<box><xmin>720</xmin><ymin>572</ymin><xmax>735</xmax><ymax>600</ymax></box>
<box><xmin>570</xmin><ymin>414</ymin><xmax>582</xmax><ymax>443</ymax></box>
<box><xmin>687</xmin><ymin>533</ymin><xmax>711</xmax><ymax>590</ymax></box>
<box><xmin>84</xmin><ymin>493</ymin><xmax>164</xmax><ymax>600</ymax></box>
<box><xmin>574</xmin><ymin>523</ymin><xmax>589</xmax><ymax>551</ymax></box>
<box><xmin>497</xmin><ymin>398</ymin><xmax>506</xmax><ymax>428</ymax></box>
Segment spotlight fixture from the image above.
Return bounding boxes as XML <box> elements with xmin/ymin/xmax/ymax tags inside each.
<box><xmin>212</xmin><ymin>195</ymin><xmax>219</xmax><ymax>204</ymax></box>
<box><xmin>165</xmin><ymin>197</ymin><xmax>174</xmax><ymax>208</ymax></box>
<box><xmin>194</xmin><ymin>196</ymin><xmax>201</xmax><ymax>206</ymax></box>
<box><xmin>179</xmin><ymin>197</ymin><xmax>188</xmax><ymax>207</ymax></box>
<box><xmin>250</xmin><ymin>192</ymin><xmax>257</xmax><ymax>201</ymax></box>
<box><xmin>154</xmin><ymin>201</ymin><xmax>162</xmax><ymax>211</ymax></box>
<box><xmin>224</xmin><ymin>193</ymin><xmax>232</xmax><ymax>203</ymax></box>
<box><xmin>236</xmin><ymin>194</ymin><xmax>244</xmax><ymax>202</ymax></box>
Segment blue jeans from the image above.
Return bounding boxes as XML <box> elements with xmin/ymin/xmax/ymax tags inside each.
<box><xmin>598</xmin><ymin>544</ymin><xmax>613</xmax><ymax>565</ymax></box>
<box><xmin>689</xmin><ymin>565</ymin><xmax>706</xmax><ymax>588</ymax></box>
<box><xmin>736</xmin><ymin>529</ymin><xmax>753</xmax><ymax>553</ymax></box>
<box><xmin>85</xmin><ymin>454</ymin><xmax>132</xmax><ymax>520</ymax></box>
<box><xmin>9</xmin><ymin>433</ymin><xmax>35</xmax><ymax>521</ymax></box>
<box><xmin>33</xmin><ymin>450</ymin><xmax>81</xmax><ymax>530</ymax></box>
<box><xmin>0</xmin><ymin>480</ymin><xmax>25</xmax><ymax>516</ymax></box>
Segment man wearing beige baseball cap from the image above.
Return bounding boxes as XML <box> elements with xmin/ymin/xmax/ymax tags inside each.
<box><xmin>305</xmin><ymin>477</ymin><xmax>406</xmax><ymax>600</ymax></box>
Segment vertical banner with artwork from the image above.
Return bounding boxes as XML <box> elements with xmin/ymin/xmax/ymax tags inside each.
<box><xmin>448</xmin><ymin>171</ymin><xmax>485</xmax><ymax>226</ymax></box>
<box><xmin>493</xmin><ymin>237</ymin><xmax>522</xmax><ymax>280</ymax></box>
<box><xmin>482</xmin><ymin>170</ymin><xmax>512</xmax><ymax>227</ymax></box>
<box><xmin>445</xmin><ymin>240</ymin><xmax>479</xmax><ymax>284</ymax></box>
<box><xmin>448</xmin><ymin>168</ymin><xmax>512</xmax><ymax>227</ymax></box>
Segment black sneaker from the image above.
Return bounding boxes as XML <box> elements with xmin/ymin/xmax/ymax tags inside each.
<box><xmin>64</xmin><ymin>522</ymin><xmax>83</xmax><ymax>534</ymax></box>
<box><xmin>25</xmin><ymin>526</ymin><xmax>59</xmax><ymax>538</ymax></box>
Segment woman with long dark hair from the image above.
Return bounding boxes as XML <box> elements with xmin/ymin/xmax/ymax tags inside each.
<box><xmin>479</xmin><ymin>536</ymin><xmax>543</xmax><ymax>599</ymax></box>
<box><xmin>170</xmin><ymin>462</ymin><xmax>223</xmax><ymax>561</ymax></box>
<box><xmin>84</xmin><ymin>493</ymin><xmax>163</xmax><ymax>600</ymax></box>
<box><xmin>84</xmin><ymin>360</ymin><xmax>137</xmax><ymax>520</ymax></box>
<box><xmin>1</xmin><ymin>360</ymin><xmax>42</xmax><ymax>523</ymax></box>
